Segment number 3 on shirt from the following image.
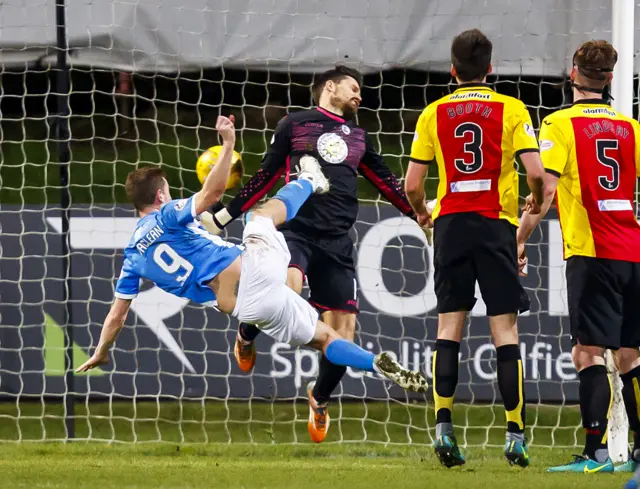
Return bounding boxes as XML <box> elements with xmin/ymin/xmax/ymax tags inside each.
<box><xmin>153</xmin><ymin>243</ymin><xmax>194</xmax><ymax>283</ymax></box>
<box><xmin>596</xmin><ymin>139</ymin><xmax>620</xmax><ymax>191</ymax></box>
<box><xmin>454</xmin><ymin>122</ymin><xmax>483</xmax><ymax>174</ymax></box>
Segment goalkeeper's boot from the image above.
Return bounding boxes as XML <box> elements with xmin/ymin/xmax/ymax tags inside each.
<box><xmin>234</xmin><ymin>334</ymin><xmax>256</xmax><ymax>373</ymax></box>
<box><xmin>504</xmin><ymin>437</ymin><xmax>530</xmax><ymax>468</ymax></box>
<box><xmin>616</xmin><ymin>458</ymin><xmax>638</xmax><ymax>473</ymax></box>
<box><xmin>433</xmin><ymin>434</ymin><xmax>466</xmax><ymax>468</ymax></box>
<box><xmin>373</xmin><ymin>352</ymin><xmax>428</xmax><ymax>393</ymax></box>
<box><xmin>307</xmin><ymin>381</ymin><xmax>330</xmax><ymax>443</ymax></box>
<box><xmin>296</xmin><ymin>155</ymin><xmax>330</xmax><ymax>194</ymax></box>
<box><xmin>547</xmin><ymin>454</ymin><xmax>614</xmax><ymax>473</ymax></box>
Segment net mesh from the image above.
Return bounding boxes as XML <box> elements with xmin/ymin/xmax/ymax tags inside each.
<box><xmin>0</xmin><ymin>0</ymin><xmax>632</xmax><ymax>451</ymax></box>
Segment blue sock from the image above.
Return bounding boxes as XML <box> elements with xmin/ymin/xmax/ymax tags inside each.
<box><xmin>325</xmin><ymin>339</ymin><xmax>375</xmax><ymax>372</ymax></box>
<box><xmin>273</xmin><ymin>179</ymin><xmax>313</xmax><ymax>222</ymax></box>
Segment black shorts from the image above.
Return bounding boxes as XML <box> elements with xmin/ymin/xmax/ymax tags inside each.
<box><xmin>567</xmin><ymin>256</ymin><xmax>640</xmax><ymax>350</ymax></box>
<box><xmin>433</xmin><ymin>213</ymin><xmax>529</xmax><ymax>316</ymax></box>
<box><xmin>282</xmin><ymin>230</ymin><xmax>359</xmax><ymax>314</ymax></box>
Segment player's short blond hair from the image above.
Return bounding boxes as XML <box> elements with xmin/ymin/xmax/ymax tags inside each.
<box><xmin>573</xmin><ymin>40</ymin><xmax>617</xmax><ymax>89</ymax></box>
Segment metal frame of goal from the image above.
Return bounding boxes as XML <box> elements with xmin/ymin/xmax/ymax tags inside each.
<box><xmin>608</xmin><ymin>0</ymin><xmax>635</xmax><ymax>464</ymax></box>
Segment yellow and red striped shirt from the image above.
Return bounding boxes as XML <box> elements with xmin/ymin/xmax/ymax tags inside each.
<box><xmin>540</xmin><ymin>100</ymin><xmax>640</xmax><ymax>262</ymax></box>
<box><xmin>410</xmin><ymin>83</ymin><xmax>539</xmax><ymax>227</ymax></box>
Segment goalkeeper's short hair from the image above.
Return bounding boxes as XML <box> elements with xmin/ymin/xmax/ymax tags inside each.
<box><xmin>312</xmin><ymin>65</ymin><xmax>363</xmax><ymax>104</ymax></box>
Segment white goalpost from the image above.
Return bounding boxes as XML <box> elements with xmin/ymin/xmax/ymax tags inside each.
<box><xmin>608</xmin><ymin>0</ymin><xmax>636</xmax><ymax>464</ymax></box>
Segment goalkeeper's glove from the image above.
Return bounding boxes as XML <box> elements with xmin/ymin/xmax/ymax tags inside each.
<box><xmin>201</xmin><ymin>202</ymin><xmax>234</xmax><ymax>235</ymax></box>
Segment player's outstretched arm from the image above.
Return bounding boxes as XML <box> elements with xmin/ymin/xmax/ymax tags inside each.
<box><xmin>193</xmin><ymin>115</ymin><xmax>237</xmax><ymax>216</ymax></box>
<box><xmin>76</xmin><ymin>297</ymin><xmax>132</xmax><ymax>372</ymax></box>
<box><xmin>201</xmin><ymin>117</ymin><xmax>291</xmax><ymax>235</ymax></box>
<box><xmin>359</xmin><ymin>135</ymin><xmax>416</xmax><ymax>219</ymax></box>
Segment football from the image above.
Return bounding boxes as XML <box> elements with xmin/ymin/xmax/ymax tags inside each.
<box><xmin>195</xmin><ymin>145</ymin><xmax>244</xmax><ymax>189</ymax></box>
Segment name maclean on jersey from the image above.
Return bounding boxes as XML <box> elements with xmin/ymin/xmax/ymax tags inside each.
<box><xmin>449</xmin><ymin>92</ymin><xmax>491</xmax><ymax>101</ymax></box>
<box><xmin>136</xmin><ymin>225</ymin><xmax>165</xmax><ymax>254</ymax></box>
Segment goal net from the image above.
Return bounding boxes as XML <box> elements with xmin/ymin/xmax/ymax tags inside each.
<box><xmin>0</xmin><ymin>0</ymin><xmax>632</xmax><ymax>451</ymax></box>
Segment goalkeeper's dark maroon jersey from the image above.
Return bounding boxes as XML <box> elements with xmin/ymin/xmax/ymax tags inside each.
<box><xmin>222</xmin><ymin>107</ymin><xmax>415</xmax><ymax>236</ymax></box>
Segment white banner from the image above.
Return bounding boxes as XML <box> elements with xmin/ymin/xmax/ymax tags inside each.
<box><xmin>0</xmin><ymin>0</ymin><xmax>630</xmax><ymax>76</ymax></box>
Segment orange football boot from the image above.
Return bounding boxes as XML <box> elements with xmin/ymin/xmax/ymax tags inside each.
<box><xmin>234</xmin><ymin>334</ymin><xmax>256</xmax><ymax>372</ymax></box>
<box><xmin>307</xmin><ymin>381</ymin><xmax>330</xmax><ymax>443</ymax></box>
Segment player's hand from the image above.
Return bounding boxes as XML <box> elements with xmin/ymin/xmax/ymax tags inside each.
<box><xmin>517</xmin><ymin>241</ymin><xmax>528</xmax><ymax>277</ymax></box>
<box><xmin>415</xmin><ymin>211</ymin><xmax>433</xmax><ymax>247</ymax></box>
<box><xmin>416</xmin><ymin>211</ymin><xmax>432</xmax><ymax>229</ymax></box>
<box><xmin>523</xmin><ymin>193</ymin><xmax>542</xmax><ymax>215</ymax></box>
<box><xmin>416</xmin><ymin>199</ymin><xmax>436</xmax><ymax>227</ymax></box>
<box><xmin>76</xmin><ymin>351</ymin><xmax>109</xmax><ymax>373</ymax></box>
<box><xmin>216</xmin><ymin>114</ymin><xmax>236</xmax><ymax>144</ymax></box>
<box><xmin>416</xmin><ymin>199</ymin><xmax>436</xmax><ymax>246</ymax></box>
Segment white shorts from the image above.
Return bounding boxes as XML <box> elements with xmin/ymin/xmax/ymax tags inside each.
<box><xmin>231</xmin><ymin>216</ymin><xmax>318</xmax><ymax>346</ymax></box>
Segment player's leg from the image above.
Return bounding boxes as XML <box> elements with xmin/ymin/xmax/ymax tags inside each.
<box><xmin>232</xmin><ymin>155</ymin><xmax>326</xmax><ymax>370</ymax></box>
<box><xmin>617</xmin><ymin>347</ymin><xmax>640</xmax><ymax>473</ymax></box>
<box><xmin>432</xmin><ymin>214</ymin><xmax>477</xmax><ymax>468</ymax></box>
<box><xmin>312</xmin><ymin>310</ymin><xmax>355</xmax><ymax>401</ymax></box>
<box><xmin>305</xmin><ymin>250</ymin><xmax>358</xmax><ymax>442</ymax></box>
<box><xmin>488</xmin><ymin>313</ymin><xmax>528</xmax><ymax>467</ymax></box>
<box><xmin>234</xmin><ymin>277</ymin><xmax>427</xmax><ymax>393</ymax></box>
<box><xmin>234</xmin><ymin>321</ymin><xmax>259</xmax><ymax>371</ymax></box>
<box><xmin>475</xmin><ymin>217</ymin><xmax>529</xmax><ymax>467</ymax></box>
<box><xmin>432</xmin><ymin>310</ymin><xmax>468</xmax><ymax>467</ymax></box>
<box><xmin>546</xmin><ymin>343</ymin><xmax>614</xmax><ymax>474</ymax></box>
<box><xmin>548</xmin><ymin>257</ymin><xmax>621</xmax><ymax>474</ymax></box>
<box><xmin>233</xmin><ymin>240</ymin><xmax>309</xmax><ymax>372</ymax></box>
<box><xmin>249</xmin><ymin>155</ymin><xmax>329</xmax><ymax>227</ymax></box>
<box><xmin>305</xmin><ymin>314</ymin><xmax>427</xmax><ymax>392</ymax></box>
<box><xmin>227</xmin><ymin>197</ymin><xmax>426</xmax><ymax>395</ymax></box>
<box><xmin>306</xmin><ymin>310</ymin><xmax>354</xmax><ymax>442</ymax></box>
<box><xmin>616</xmin><ymin>263</ymin><xmax>640</xmax><ymax>473</ymax></box>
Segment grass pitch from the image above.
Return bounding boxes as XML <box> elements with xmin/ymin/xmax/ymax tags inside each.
<box><xmin>0</xmin><ymin>443</ymin><xmax>630</xmax><ymax>489</ymax></box>
<box><xmin>0</xmin><ymin>401</ymin><xmax>631</xmax><ymax>488</ymax></box>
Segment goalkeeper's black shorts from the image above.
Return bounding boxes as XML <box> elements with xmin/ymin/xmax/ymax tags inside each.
<box><xmin>433</xmin><ymin>212</ymin><xmax>529</xmax><ymax>317</ymax></box>
<box><xmin>566</xmin><ymin>255</ymin><xmax>640</xmax><ymax>350</ymax></box>
<box><xmin>282</xmin><ymin>230</ymin><xmax>359</xmax><ymax>314</ymax></box>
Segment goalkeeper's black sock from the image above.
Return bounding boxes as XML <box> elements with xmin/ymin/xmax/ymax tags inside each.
<box><xmin>312</xmin><ymin>354</ymin><xmax>347</xmax><ymax>405</ymax></box>
<box><xmin>238</xmin><ymin>322</ymin><xmax>261</xmax><ymax>342</ymax></box>
<box><xmin>496</xmin><ymin>344</ymin><xmax>525</xmax><ymax>434</ymax></box>
<box><xmin>433</xmin><ymin>339</ymin><xmax>460</xmax><ymax>428</ymax></box>
<box><xmin>621</xmin><ymin>365</ymin><xmax>640</xmax><ymax>459</ymax></box>
<box><xmin>579</xmin><ymin>365</ymin><xmax>611</xmax><ymax>462</ymax></box>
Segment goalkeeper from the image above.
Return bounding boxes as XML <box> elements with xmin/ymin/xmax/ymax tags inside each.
<box><xmin>76</xmin><ymin>115</ymin><xmax>428</xmax><ymax>397</ymax></box>
<box><xmin>203</xmin><ymin>66</ymin><xmax>420</xmax><ymax>443</ymax></box>
<box><xmin>404</xmin><ymin>29</ymin><xmax>545</xmax><ymax>469</ymax></box>
<box><xmin>519</xmin><ymin>40</ymin><xmax>640</xmax><ymax>475</ymax></box>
